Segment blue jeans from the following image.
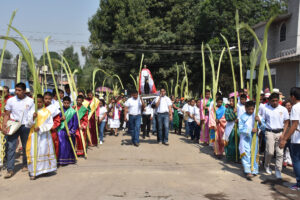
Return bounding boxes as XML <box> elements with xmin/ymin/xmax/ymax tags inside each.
<box><xmin>98</xmin><ymin>121</ymin><xmax>106</xmax><ymax>142</ymax></box>
<box><xmin>152</xmin><ymin>114</ymin><xmax>157</xmax><ymax>134</ymax></box>
<box><xmin>129</xmin><ymin>115</ymin><xmax>141</xmax><ymax>144</ymax></box>
<box><xmin>6</xmin><ymin>125</ymin><xmax>30</xmax><ymax>171</ymax></box>
<box><xmin>157</xmin><ymin>113</ymin><xmax>169</xmax><ymax>143</ymax></box>
<box><xmin>185</xmin><ymin>120</ymin><xmax>189</xmax><ymax>137</ymax></box>
<box><xmin>290</xmin><ymin>143</ymin><xmax>300</xmax><ymax>187</ymax></box>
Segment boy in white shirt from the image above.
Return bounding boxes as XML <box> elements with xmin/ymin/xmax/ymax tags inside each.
<box><xmin>263</xmin><ymin>93</ymin><xmax>289</xmax><ymax>179</ymax></box>
<box><xmin>187</xmin><ymin>99</ymin><xmax>196</xmax><ymax>140</ymax></box>
<box><xmin>142</xmin><ymin>100</ymin><xmax>153</xmax><ymax>139</ymax></box>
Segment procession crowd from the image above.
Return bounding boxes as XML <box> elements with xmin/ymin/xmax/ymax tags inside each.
<box><xmin>1</xmin><ymin>82</ymin><xmax>300</xmax><ymax>191</ymax></box>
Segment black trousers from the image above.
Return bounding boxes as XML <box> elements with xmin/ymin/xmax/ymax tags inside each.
<box><xmin>142</xmin><ymin>114</ymin><xmax>151</xmax><ymax>136</ymax></box>
<box><xmin>178</xmin><ymin>114</ymin><xmax>183</xmax><ymax>134</ymax></box>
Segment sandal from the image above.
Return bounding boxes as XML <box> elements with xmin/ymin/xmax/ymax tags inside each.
<box><xmin>4</xmin><ymin>171</ymin><xmax>14</xmax><ymax>179</ymax></box>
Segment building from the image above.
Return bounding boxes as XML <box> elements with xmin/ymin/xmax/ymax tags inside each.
<box><xmin>253</xmin><ymin>0</ymin><xmax>300</xmax><ymax>96</ymax></box>
<box><xmin>0</xmin><ymin>58</ymin><xmax>75</xmax><ymax>93</ymax></box>
<box><xmin>0</xmin><ymin>59</ymin><xmax>28</xmax><ymax>90</ymax></box>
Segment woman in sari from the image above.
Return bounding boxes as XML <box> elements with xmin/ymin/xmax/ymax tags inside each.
<box><xmin>224</xmin><ymin>97</ymin><xmax>240</xmax><ymax>162</ymax></box>
<box><xmin>209</xmin><ymin>97</ymin><xmax>227</xmax><ymax>159</ymax></box>
<box><xmin>201</xmin><ymin>90</ymin><xmax>212</xmax><ymax>145</ymax></box>
<box><xmin>173</xmin><ymin>97</ymin><xmax>181</xmax><ymax>134</ymax></box>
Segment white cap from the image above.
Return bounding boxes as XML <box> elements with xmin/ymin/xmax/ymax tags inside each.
<box><xmin>9</xmin><ymin>89</ymin><xmax>15</xmax><ymax>94</ymax></box>
<box><xmin>26</xmin><ymin>88</ymin><xmax>30</xmax><ymax>93</ymax></box>
<box><xmin>0</xmin><ymin>86</ymin><xmax>3</xmax><ymax>91</ymax></box>
<box><xmin>273</xmin><ymin>88</ymin><xmax>280</xmax><ymax>94</ymax></box>
<box><xmin>265</xmin><ymin>93</ymin><xmax>271</xmax><ymax>98</ymax></box>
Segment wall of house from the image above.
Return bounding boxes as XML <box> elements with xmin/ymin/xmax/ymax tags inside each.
<box><xmin>255</xmin><ymin>0</ymin><xmax>300</xmax><ymax>60</ymax></box>
<box><xmin>272</xmin><ymin>61</ymin><xmax>298</xmax><ymax>96</ymax></box>
<box><xmin>292</xmin><ymin>0</ymin><xmax>300</xmax><ymax>55</ymax></box>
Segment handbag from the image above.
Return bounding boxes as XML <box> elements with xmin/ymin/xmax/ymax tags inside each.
<box><xmin>6</xmin><ymin>111</ymin><xmax>25</xmax><ymax>136</ymax></box>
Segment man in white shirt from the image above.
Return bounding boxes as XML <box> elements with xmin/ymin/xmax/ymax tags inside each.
<box><xmin>280</xmin><ymin>87</ymin><xmax>300</xmax><ymax>190</ymax></box>
<box><xmin>263</xmin><ymin>93</ymin><xmax>289</xmax><ymax>179</ymax></box>
<box><xmin>155</xmin><ymin>88</ymin><xmax>172</xmax><ymax>145</ymax></box>
<box><xmin>124</xmin><ymin>91</ymin><xmax>145</xmax><ymax>147</ymax></box>
<box><xmin>2</xmin><ymin>82</ymin><xmax>34</xmax><ymax>178</ymax></box>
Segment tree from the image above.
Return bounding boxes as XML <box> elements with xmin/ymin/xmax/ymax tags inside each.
<box><xmin>38</xmin><ymin>51</ymin><xmax>61</xmax><ymax>72</ymax></box>
<box><xmin>0</xmin><ymin>49</ymin><xmax>13</xmax><ymax>60</ymax></box>
<box><xmin>63</xmin><ymin>46</ymin><xmax>80</xmax><ymax>71</ymax></box>
<box><xmin>87</xmin><ymin>0</ymin><xmax>287</xmax><ymax>95</ymax></box>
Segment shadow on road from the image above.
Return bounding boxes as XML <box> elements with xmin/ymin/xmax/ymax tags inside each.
<box><xmin>121</xmin><ymin>138</ymin><xmax>159</xmax><ymax>146</ymax></box>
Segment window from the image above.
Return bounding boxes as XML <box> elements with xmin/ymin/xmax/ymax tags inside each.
<box><xmin>280</xmin><ymin>23</ymin><xmax>286</xmax><ymax>42</ymax></box>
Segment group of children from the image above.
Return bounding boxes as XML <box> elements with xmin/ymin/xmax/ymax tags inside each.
<box><xmin>0</xmin><ymin>83</ymin><xmax>103</xmax><ymax>180</ymax></box>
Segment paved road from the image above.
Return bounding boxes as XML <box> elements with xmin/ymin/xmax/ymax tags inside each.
<box><xmin>0</xmin><ymin>132</ymin><xmax>299</xmax><ymax>200</ymax></box>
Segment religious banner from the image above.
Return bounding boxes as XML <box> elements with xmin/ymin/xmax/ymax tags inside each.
<box><xmin>138</xmin><ymin>67</ymin><xmax>157</xmax><ymax>95</ymax></box>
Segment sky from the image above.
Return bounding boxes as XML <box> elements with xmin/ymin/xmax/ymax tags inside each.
<box><xmin>0</xmin><ymin>0</ymin><xmax>99</xmax><ymax>65</ymax></box>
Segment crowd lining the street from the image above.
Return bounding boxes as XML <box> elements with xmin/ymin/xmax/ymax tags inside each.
<box><xmin>1</xmin><ymin>82</ymin><xmax>300</xmax><ymax>191</ymax></box>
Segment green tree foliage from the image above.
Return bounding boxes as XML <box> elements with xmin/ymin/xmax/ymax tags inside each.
<box><xmin>62</xmin><ymin>46</ymin><xmax>80</xmax><ymax>72</ymax></box>
<box><xmin>38</xmin><ymin>51</ymin><xmax>61</xmax><ymax>72</ymax></box>
<box><xmin>0</xmin><ymin>49</ymin><xmax>13</xmax><ymax>60</ymax></box>
<box><xmin>87</xmin><ymin>0</ymin><xmax>287</xmax><ymax>95</ymax></box>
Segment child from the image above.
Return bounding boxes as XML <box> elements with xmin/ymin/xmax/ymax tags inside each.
<box><xmin>73</xmin><ymin>95</ymin><xmax>88</xmax><ymax>156</ymax></box>
<box><xmin>239</xmin><ymin>101</ymin><xmax>265</xmax><ymax>180</ymax></box>
<box><xmin>57</xmin><ymin>96</ymin><xmax>78</xmax><ymax>165</ymax></box>
<box><xmin>26</xmin><ymin>94</ymin><xmax>57</xmax><ymax>180</ymax></box>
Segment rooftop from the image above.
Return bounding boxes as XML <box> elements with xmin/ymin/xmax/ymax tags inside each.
<box><xmin>252</xmin><ymin>13</ymin><xmax>292</xmax><ymax>29</ymax></box>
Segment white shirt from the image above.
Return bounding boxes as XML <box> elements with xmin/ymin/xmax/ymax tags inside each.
<box><xmin>155</xmin><ymin>96</ymin><xmax>172</xmax><ymax>113</ymax></box>
<box><xmin>258</xmin><ymin>103</ymin><xmax>265</xmax><ymax>116</ymax></box>
<box><xmin>124</xmin><ymin>97</ymin><xmax>142</xmax><ymax>115</ymax></box>
<box><xmin>182</xmin><ymin>103</ymin><xmax>189</xmax><ymax>113</ymax></box>
<box><xmin>187</xmin><ymin>105</ymin><xmax>196</xmax><ymax>122</ymax></box>
<box><xmin>143</xmin><ymin>104</ymin><xmax>153</xmax><ymax>117</ymax></box>
<box><xmin>194</xmin><ymin>106</ymin><xmax>201</xmax><ymax>122</ymax></box>
<box><xmin>113</xmin><ymin>105</ymin><xmax>120</xmax><ymax>120</ymax></box>
<box><xmin>64</xmin><ymin>91</ymin><xmax>76</xmax><ymax>103</ymax></box>
<box><xmin>98</xmin><ymin>106</ymin><xmax>107</xmax><ymax>122</ymax></box>
<box><xmin>51</xmin><ymin>99</ymin><xmax>61</xmax><ymax>112</ymax></box>
<box><xmin>237</xmin><ymin>102</ymin><xmax>246</xmax><ymax>119</ymax></box>
<box><xmin>46</xmin><ymin>104</ymin><xmax>61</xmax><ymax>118</ymax></box>
<box><xmin>5</xmin><ymin>96</ymin><xmax>34</xmax><ymax>125</ymax></box>
<box><xmin>263</xmin><ymin>104</ymin><xmax>289</xmax><ymax>130</ymax></box>
<box><xmin>290</xmin><ymin>102</ymin><xmax>300</xmax><ymax>143</ymax></box>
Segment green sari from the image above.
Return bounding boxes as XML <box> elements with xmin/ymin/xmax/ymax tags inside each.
<box><xmin>224</xmin><ymin>106</ymin><xmax>240</xmax><ymax>162</ymax></box>
<box><xmin>173</xmin><ymin>102</ymin><xmax>180</xmax><ymax>130</ymax></box>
